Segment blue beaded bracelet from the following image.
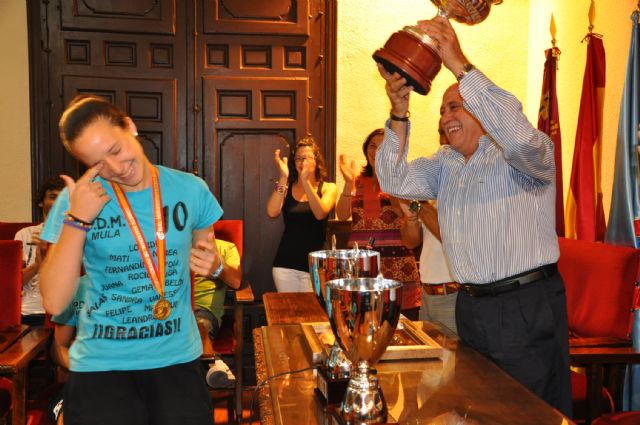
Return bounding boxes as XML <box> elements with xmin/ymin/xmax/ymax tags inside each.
<box><xmin>63</xmin><ymin>219</ymin><xmax>90</xmax><ymax>232</ymax></box>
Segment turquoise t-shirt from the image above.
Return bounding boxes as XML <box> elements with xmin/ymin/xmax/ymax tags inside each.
<box><xmin>41</xmin><ymin>166</ymin><xmax>222</xmax><ymax>372</ymax></box>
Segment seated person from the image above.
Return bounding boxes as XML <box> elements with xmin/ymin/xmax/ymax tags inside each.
<box><xmin>49</xmin><ymin>286</ymin><xmax>85</xmax><ymax>425</ymax></box>
<box><xmin>193</xmin><ymin>238</ymin><xmax>241</xmax><ymax>388</ymax></box>
<box><xmin>15</xmin><ymin>176</ymin><xmax>64</xmax><ymax>326</ymax></box>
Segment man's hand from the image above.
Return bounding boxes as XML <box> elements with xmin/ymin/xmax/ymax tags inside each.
<box><xmin>376</xmin><ymin>63</ymin><xmax>412</xmax><ymax>117</ymax></box>
<box><xmin>60</xmin><ymin>164</ymin><xmax>109</xmax><ymax>223</ymax></box>
<box><xmin>416</xmin><ymin>16</ymin><xmax>469</xmax><ymax>77</ymax></box>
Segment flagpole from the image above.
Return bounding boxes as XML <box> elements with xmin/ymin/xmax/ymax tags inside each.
<box><xmin>604</xmin><ymin>4</ymin><xmax>640</xmax><ymax>410</ymax></box>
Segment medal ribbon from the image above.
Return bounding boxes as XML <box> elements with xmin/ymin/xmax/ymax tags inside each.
<box><xmin>111</xmin><ymin>167</ymin><xmax>166</xmax><ymax>299</ymax></box>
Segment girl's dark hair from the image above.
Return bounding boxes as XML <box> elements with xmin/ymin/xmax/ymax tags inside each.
<box><xmin>59</xmin><ymin>95</ymin><xmax>128</xmax><ymax>150</ymax></box>
<box><xmin>361</xmin><ymin>128</ymin><xmax>385</xmax><ymax>177</ymax></box>
<box><xmin>288</xmin><ymin>135</ymin><xmax>327</xmax><ymax>184</ymax></box>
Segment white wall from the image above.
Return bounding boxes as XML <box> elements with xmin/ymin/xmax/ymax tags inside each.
<box><xmin>0</xmin><ymin>0</ymin><xmax>32</xmax><ymax>221</ymax></box>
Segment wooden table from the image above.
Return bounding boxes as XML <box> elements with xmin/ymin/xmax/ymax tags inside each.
<box><xmin>253</xmin><ymin>321</ymin><xmax>574</xmax><ymax>425</ymax></box>
<box><xmin>0</xmin><ymin>325</ymin><xmax>52</xmax><ymax>425</ymax></box>
<box><xmin>262</xmin><ymin>292</ymin><xmax>327</xmax><ymax>325</ymax></box>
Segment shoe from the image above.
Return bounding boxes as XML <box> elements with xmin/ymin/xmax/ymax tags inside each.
<box><xmin>206</xmin><ymin>359</ymin><xmax>236</xmax><ymax>388</ymax></box>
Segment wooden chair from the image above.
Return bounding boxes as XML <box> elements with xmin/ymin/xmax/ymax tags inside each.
<box><xmin>558</xmin><ymin>237</ymin><xmax>640</xmax><ymax>424</ymax></box>
<box><xmin>198</xmin><ymin>220</ymin><xmax>254</xmax><ymax>424</ymax></box>
<box><xmin>0</xmin><ymin>239</ymin><xmax>54</xmax><ymax>425</ymax></box>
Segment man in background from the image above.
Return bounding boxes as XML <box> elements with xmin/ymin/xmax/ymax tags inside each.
<box><xmin>194</xmin><ymin>237</ymin><xmax>241</xmax><ymax>388</ymax></box>
<box><xmin>15</xmin><ymin>176</ymin><xmax>64</xmax><ymax>326</ymax></box>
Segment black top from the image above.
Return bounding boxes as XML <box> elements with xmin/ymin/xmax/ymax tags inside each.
<box><xmin>273</xmin><ymin>182</ymin><xmax>327</xmax><ymax>272</ymax></box>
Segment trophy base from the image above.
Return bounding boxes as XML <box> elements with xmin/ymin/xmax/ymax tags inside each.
<box><xmin>316</xmin><ymin>365</ymin><xmax>350</xmax><ymax>406</ymax></box>
<box><xmin>373</xmin><ymin>30</ymin><xmax>442</xmax><ymax>96</ymax></box>
<box><xmin>326</xmin><ymin>407</ymin><xmax>397</xmax><ymax>425</ymax></box>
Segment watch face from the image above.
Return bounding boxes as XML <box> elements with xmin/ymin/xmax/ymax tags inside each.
<box><xmin>409</xmin><ymin>200</ymin><xmax>420</xmax><ymax>213</ymax></box>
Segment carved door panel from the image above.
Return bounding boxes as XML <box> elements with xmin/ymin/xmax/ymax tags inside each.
<box><xmin>217</xmin><ymin>132</ymin><xmax>290</xmax><ymax>291</ymax></box>
<box><xmin>200</xmin><ymin>0</ymin><xmax>332</xmax><ymax>297</ymax></box>
<box><xmin>32</xmin><ymin>0</ymin><xmax>187</xmax><ymax>181</ymax></box>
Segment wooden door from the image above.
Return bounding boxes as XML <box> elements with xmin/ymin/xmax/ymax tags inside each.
<box><xmin>30</xmin><ymin>0</ymin><xmax>189</xmax><ymax>180</ymax></box>
<box><xmin>28</xmin><ymin>0</ymin><xmax>336</xmax><ymax>298</ymax></box>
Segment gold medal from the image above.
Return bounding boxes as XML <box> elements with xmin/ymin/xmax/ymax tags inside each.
<box><xmin>113</xmin><ymin>167</ymin><xmax>170</xmax><ymax>322</ymax></box>
<box><xmin>153</xmin><ymin>297</ymin><xmax>171</xmax><ymax>320</ymax></box>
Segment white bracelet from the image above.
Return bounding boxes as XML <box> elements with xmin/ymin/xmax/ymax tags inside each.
<box><xmin>210</xmin><ymin>257</ymin><xmax>224</xmax><ymax>279</ymax></box>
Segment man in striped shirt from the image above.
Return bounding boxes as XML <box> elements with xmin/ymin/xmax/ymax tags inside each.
<box><xmin>375</xmin><ymin>16</ymin><xmax>571</xmax><ymax>417</ymax></box>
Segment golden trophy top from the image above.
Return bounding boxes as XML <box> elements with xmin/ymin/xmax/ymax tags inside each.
<box><xmin>431</xmin><ymin>0</ymin><xmax>502</xmax><ymax>25</ymax></box>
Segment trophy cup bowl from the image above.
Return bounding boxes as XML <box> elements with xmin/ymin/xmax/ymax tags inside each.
<box><xmin>309</xmin><ymin>249</ymin><xmax>381</xmax><ymax>311</ymax></box>
<box><xmin>372</xmin><ymin>0</ymin><xmax>503</xmax><ymax>95</ymax></box>
<box><xmin>309</xmin><ymin>249</ymin><xmax>381</xmax><ymax>403</ymax></box>
<box><xmin>326</xmin><ymin>277</ymin><xmax>403</xmax><ymax>423</ymax></box>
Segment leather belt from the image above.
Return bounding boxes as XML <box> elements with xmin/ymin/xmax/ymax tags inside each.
<box><xmin>422</xmin><ymin>282</ymin><xmax>459</xmax><ymax>296</ymax></box>
<box><xmin>460</xmin><ymin>263</ymin><xmax>558</xmax><ymax>297</ymax></box>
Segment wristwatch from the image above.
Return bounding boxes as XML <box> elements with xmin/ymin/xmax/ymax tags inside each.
<box><xmin>456</xmin><ymin>63</ymin><xmax>475</xmax><ymax>82</ymax></box>
<box><xmin>409</xmin><ymin>200</ymin><xmax>422</xmax><ymax>214</ymax></box>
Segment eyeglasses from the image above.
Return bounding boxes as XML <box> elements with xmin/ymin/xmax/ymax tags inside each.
<box><xmin>294</xmin><ymin>155</ymin><xmax>316</xmax><ymax>163</ymax></box>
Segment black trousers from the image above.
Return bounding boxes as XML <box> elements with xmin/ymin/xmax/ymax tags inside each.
<box><xmin>456</xmin><ymin>272</ymin><xmax>573</xmax><ymax>418</ymax></box>
<box><xmin>63</xmin><ymin>359</ymin><xmax>213</xmax><ymax>425</ymax></box>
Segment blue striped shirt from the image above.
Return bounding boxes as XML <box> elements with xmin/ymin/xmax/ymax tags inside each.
<box><xmin>376</xmin><ymin>69</ymin><xmax>559</xmax><ymax>284</ymax></box>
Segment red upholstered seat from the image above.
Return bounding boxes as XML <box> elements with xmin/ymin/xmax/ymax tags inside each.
<box><xmin>197</xmin><ymin>220</ymin><xmax>254</xmax><ymax>424</ymax></box>
<box><xmin>210</xmin><ymin>220</ymin><xmax>243</xmax><ymax>357</ymax></box>
<box><xmin>558</xmin><ymin>237</ymin><xmax>640</xmax><ymax>424</ymax></box>
<box><xmin>0</xmin><ymin>240</ymin><xmax>23</xmax><ymax>329</ymax></box>
<box><xmin>0</xmin><ymin>221</ymin><xmax>37</xmax><ymax>240</ymax></box>
<box><xmin>559</xmin><ymin>237</ymin><xmax>639</xmax><ymax>342</ymax></box>
<box><xmin>592</xmin><ymin>411</ymin><xmax>640</xmax><ymax>425</ymax></box>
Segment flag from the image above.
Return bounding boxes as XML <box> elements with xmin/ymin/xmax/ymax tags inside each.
<box><xmin>565</xmin><ymin>33</ymin><xmax>606</xmax><ymax>241</ymax></box>
<box><xmin>604</xmin><ymin>10</ymin><xmax>640</xmax><ymax>410</ymax></box>
<box><xmin>538</xmin><ymin>46</ymin><xmax>565</xmax><ymax>236</ymax></box>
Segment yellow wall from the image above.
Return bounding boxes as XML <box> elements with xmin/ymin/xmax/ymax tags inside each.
<box><xmin>0</xmin><ymin>1</ymin><xmax>637</xmax><ymax>223</ymax></box>
<box><xmin>526</xmin><ymin>0</ymin><xmax>635</xmax><ymax>221</ymax></box>
<box><xmin>338</xmin><ymin>0</ymin><xmax>637</xmax><ymax>223</ymax></box>
<box><xmin>337</xmin><ymin>0</ymin><xmax>530</xmax><ymax>180</ymax></box>
<box><xmin>0</xmin><ymin>1</ymin><xmax>32</xmax><ymax>221</ymax></box>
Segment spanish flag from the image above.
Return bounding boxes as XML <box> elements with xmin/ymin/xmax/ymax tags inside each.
<box><xmin>538</xmin><ymin>46</ymin><xmax>564</xmax><ymax>237</ymax></box>
<box><xmin>565</xmin><ymin>34</ymin><xmax>606</xmax><ymax>241</ymax></box>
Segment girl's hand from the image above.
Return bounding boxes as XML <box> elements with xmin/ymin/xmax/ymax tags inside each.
<box><xmin>338</xmin><ymin>154</ymin><xmax>358</xmax><ymax>184</ymax></box>
<box><xmin>190</xmin><ymin>231</ymin><xmax>221</xmax><ymax>276</ymax></box>
<box><xmin>274</xmin><ymin>149</ymin><xmax>289</xmax><ymax>181</ymax></box>
<box><xmin>299</xmin><ymin>160</ymin><xmax>314</xmax><ymax>183</ymax></box>
<box><xmin>60</xmin><ymin>164</ymin><xmax>109</xmax><ymax>223</ymax></box>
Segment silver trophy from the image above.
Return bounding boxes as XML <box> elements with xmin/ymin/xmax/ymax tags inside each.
<box><xmin>309</xmin><ymin>245</ymin><xmax>380</xmax><ymax>382</ymax></box>
<box><xmin>326</xmin><ymin>277</ymin><xmax>403</xmax><ymax>423</ymax></box>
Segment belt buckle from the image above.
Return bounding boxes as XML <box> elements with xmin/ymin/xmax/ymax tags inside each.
<box><xmin>462</xmin><ymin>284</ymin><xmax>475</xmax><ymax>296</ymax></box>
